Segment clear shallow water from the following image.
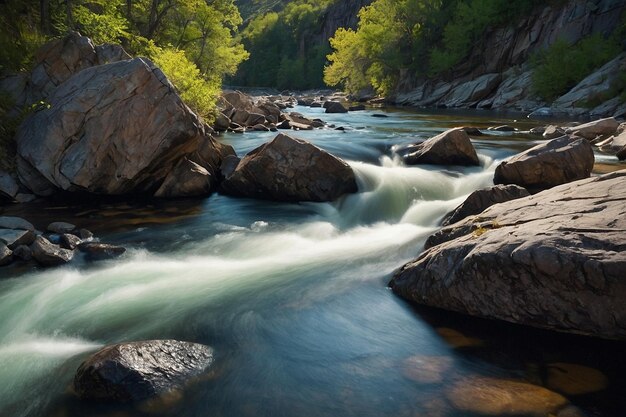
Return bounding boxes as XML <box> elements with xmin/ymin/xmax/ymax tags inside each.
<box><xmin>0</xmin><ymin>107</ymin><xmax>624</xmax><ymax>417</ymax></box>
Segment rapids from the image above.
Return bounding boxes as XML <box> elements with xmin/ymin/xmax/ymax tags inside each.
<box><xmin>0</xmin><ymin>107</ymin><xmax>624</xmax><ymax>417</ymax></box>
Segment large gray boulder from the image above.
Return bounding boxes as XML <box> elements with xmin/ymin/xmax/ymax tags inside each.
<box><xmin>154</xmin><ymin>157</ymin><xmax>215</xmax><ymax>198</ymax></box>
<box><xmin>494</xmin><ymin>136</ymin><xmax>594</xmax><ymax>193</ymax></box>
<box><xmin>441</xmin><ymin>185</ymin><xmax>530</xmax><ymax>226</ymax></box>
<box><xmin>74</xmin><ymin>340</ymin><xmax>214</xmax><ymax>403</ymax></box>
<box><xmin>565</xmin><ymin>117</ymin><xmax>620</xmax><ymax>140</ymax></box>
<box><xmin>0</xmin><ymin>216</ymin><xmax>35</xmax><ymax>231</ymax></box>
<box><xmin>220</xmin><ymin>133</ymin><xmax>358</xmax><ymax>202</ymax></box>
<box><xmin>404</xmin><ymin>128</ymin><xmax>480</xmax><ymax>166</ymax></box>
<box><xmin>15</xmin><ymin>57</ymin><xmax>230</xmax><ymax>197</ymax></box>
<box><xmin>390</xmin><ymin>170</ymin><xmax>626</xmax><ymax>339</ymax></box>
<box><xmin>0</xmin><ymin>229</ymin><xmax>36</xmax><ymax>249</ymax></box>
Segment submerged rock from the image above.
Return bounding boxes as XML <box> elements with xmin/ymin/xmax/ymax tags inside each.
<box><xmin>494</xmin><ymin>135</ymin><xmax>593</xmax><ymax>193</ymax></box>
<box><xmin>447</xmin><ymin>377</ymin><xmax>567</xmax><ymax>416</ymax></box>
<box><xmin>404</xmin><ymin>128</ymin><xmax>479</xmax><ymax>167</ymax></box>
<box><xmin>402</xmin><ymin>355</ymin><xmax>453</xmax><ymax>384</ymax></box>
<box><xmin>30</xmin><ymin>236</ymin><xmax>74</xmax><ymax>266</ymax></box>
<box><xmin>546</xmin><ymin>362</ymin><xmax>609</xmax><ymax>396</ymax></box>
<box><xmin>220</xmin><ymin>133</ymin><xmax>357</xmax><ymax>202</ymax></box>
<box><xmin>390</xmin><ymin>171</ymin><xmax>626</xmax><ymax>339</ymax></box>
<box><xmin>74</xmin><ymin>340</ymin><xmax>214</xmax><ymax>403</ymax></box>
<box><xmin>441</xmin><ymin>185</ymin><xmax>530</xmax><ymax>226</ymax></box>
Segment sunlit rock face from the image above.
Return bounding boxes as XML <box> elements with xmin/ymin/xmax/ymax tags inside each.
<box><xmin>391</xmin><ymin>170</ymin><xmax>626</xmax><ymax>340</ymax></box>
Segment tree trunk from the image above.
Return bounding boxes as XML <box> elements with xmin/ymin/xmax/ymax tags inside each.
<box><xmin>66</xmin><ymin>0</ymin><xmax>74</xmax><ymax>28</ymax></box>
<box><xmin>40</xmin><ymin>0</ymin><xmax>50</xmax><ymax>34</ymax></box>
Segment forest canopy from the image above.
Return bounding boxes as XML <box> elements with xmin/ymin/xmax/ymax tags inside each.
<box><xmin>0</xmin><ymin>0</ymin><xmax>249</xmax><ymax>117</ymax></box>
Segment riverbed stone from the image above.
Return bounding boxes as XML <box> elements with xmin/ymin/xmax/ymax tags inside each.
<box><xmin>60</xmin><ymin>233</ymin><xmax>82</xmax><ymax>250</ymax></box>
<box><xmin>47</xmin><ymin>222</ymin><xmax>76</xmax><ymax>234</ymax></box>
<box><xmin>546</xmin><ymin>362</ymin><xmax>609</xmax><ymax>395</ymax></box>
<box><xmin>78</xmin><ymin>242</ymin><xmax>126</xmax><ymax>261</ymax></box>
<box><xmin>74</xmin><ymin>340</ymin><xmax>214</xmax><ymax>403</ymax></box>
<box><xmin>402</xmin><ymin>355</ymin><xmax>453</xmax><ymax>384</ymax></box>
<box><xmin>220</xmin><ymin>133</ymin><xmax>358</xmax><ymax>202</ymax></box>
<box><xmin>390</xmin><ymin>170</ymin><xmax>626</xmax><ymax>339</ymax></box>
<box><xmin>447</xmin><ymin>377</ymin><xmax>568</xmax><ymax>416</ymax></box>
<box><xmin>30</xmin><ymin>236</ymin><xmax>74</xmax><ymax>266</ymax></box>
<box><xmin>154</xmin><ymin>157</ymin><xmax>215</xmax><ymax>198</ymax></box>
<box><xmin>441</xmin><ymin>185</ymin><xmax>530</xmax><ymax>226</ymax></box>
<box><xmin>0</xmin><ymin>216</ymin><xmax>35</xmax><ymax>231</ymax></box>
<box><xmin>494</xmin><ymin>135</ymin><xmax>594</xmax><ymax>193</ymax></box>
<box><xmin>543</xmin><ymin>125</ymin><xmax>565</xmax><ymax>139</ymax></box>
<box><xmin>0</xmin><ymin>229</ymin><xmax>36</xmax><ymax>249</ymax></box>
<box><xmin>13</xmin><ymin>245</ymin><xmax>33</xmax><ymax>261</ymax></box>
<box><xmin>404</xmin><ymin>128</ymin><xmax>480</xmax><ymax>167</ymax></box>
<box><xmin>0</xmin><ymin>243</ymin><xmax>12</xmax><ymax>266</ymax></box>
<box><xmin>565</xmin><ymin>117</ymin><xmax>620</xmax><ymax>140</ymax></box>
<box><xmin>325</xmin><ymin>101</ymin><xmax>348</xmax><ymax>113</ymax></box>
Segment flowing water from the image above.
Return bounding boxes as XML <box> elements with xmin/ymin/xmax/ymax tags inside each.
<box><xmin>0</xmin><ymin>107</ymin><xmax>624</xmax><ymax>417</ymax></box>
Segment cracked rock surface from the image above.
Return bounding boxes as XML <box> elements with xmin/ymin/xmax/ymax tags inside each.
<box><xmin>390</xmin><ymin>170</ymin><xmax>626</xmax><ymax>339</ymax></box>
<box><xmin>220</xmin><ymin>133</ymin><xmax>358</xmax><ymax>202</ymax></box>
<box><xmin>74</xmin><ymin>340</ymin><xmax>214</xmax><ymax>403</ymax></box>
<box><xmin>15</xmin><ymin>57</ymin><xmax>229</xmax><ymax>197</ymax></box>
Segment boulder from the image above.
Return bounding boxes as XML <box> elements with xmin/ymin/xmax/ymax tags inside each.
<box><xmin>16</xmin><ymin>57</ymin><xmax>227</xmax><ymax>197</ymax></box>
<box><xmin>565</xmin><ymin>117</ymin><xmax>620</xmax><ymax>140</ymax></box>
<box><xmin>30</xmin><ymin>236</ymin><xmax>74</xmax><ymax>266</ymax></box>
<box><xmin>0</xmin><ymin>243</ymin><xmax>12</xmax><ymax>266</ymax></box>
<box><xmin>494</xmin><ymin>136</ymin><xmax>594</xmax><ymax>193</ymax></box>
<box><xmin>47</xmin><ymin>222</ymin><xmax>76</xmax><ymax>234</ymax></box>
<box><xmin>390</xmin><ymin>170</ymin><xmax>626</xmax><ymax>339</ymax></box>
<box><xmin>325</xmin><ymin>101</ymin><xmax>348</xmax><ymax>114</ymax></box>
<box><xmin>618</xmin><ymin>146</ymin><xmax>626</xmax><ymax>161</ymax></box>
<box><xmin>74</xmin><ymin>340</ymin><xmax>214</xmax><ymax>403</ymax></box>
<box><xmin>543</xmin><ymin>125</ymin><xmax>565</xmax><ymax>139</ymax></box>
<box><xmin>598</xmin><ymin>130</ymin><xmax>626</xmax><ymax>154</ymax></box>
<box><xmin>13</xmin><ymin>244</ymin><xmax>32</xmax><ymax>261</ymax></box>
<box><xmin>0</xmin><ymin>171</ymin><xmax>19</xmax><ymax>200</ymax></box>
<box><xmin>441</xmin><ymin>185</ymin><xmax>530</xmax><ymax>226</ymax></box>
<box><xmin>154</xmin><ymin>157</ymin><xmax>216</xmax><ymax>198</ymax></box>
<box><xmin>221</xmin><ymin>91</ymin><xmax>255</xmax><ymax>112</ymax></box>
<box><xmin>220</xmin><ymin>133</ymin><xmax>358</xmax><ymax>202</ymax></box>
<box><xmin>0</xmin><ymin>216</ymin><xmax>35</xmax><ymax>231</ymax></box>
<box><xmin>0</xmin><ymin>229</ymin><xmax>36</xmax><ymax>249</ymax></box>
<box><xmin>404</xmin><ymin>128</ymin><xmax>480</xmax><ymax>167</ymax></box>
<box><xmin>60</xmin><ymin>233</ymin><xmax>82</xmax><ymax>250</ymax></box>
<box><xmin>214</xmin><ymin>112</ymin><xmax>231</xmax><ymax>132</ymax></box>
<box><xmin>488</xmin><ymin>125</ymin><xmax>517</xmax><ymax>132</ymax></box>
<box><xmin>78</xmin><ymin>242</ymin><xmax>126</xmax><ymax>261</ymax></box>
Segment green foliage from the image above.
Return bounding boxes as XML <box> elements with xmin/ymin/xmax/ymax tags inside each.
<box><xmin>325</xmin><ymin>0</ymin><xmax>446</xmax><ymax>95</ymax></box>
<box><xmin>232</xmin><ymin>0</ymin><xmax>336</xmax><ymax>89</ymax></box>
<box><xmin>151</xmin><ymin>47</ymin><xmax>218</xmax><ymax>119</ymax></box>
<box><xmin>429</xmin><ymin>0</ymin><xmax>542</xmax><ymax>74</ymax></box>
<box><xmin>531</xmin><ymin>34</ymin><xmax>621</xmax><ymax>101</ymax></box>
<box><xmin>71</xmin><ymin>0</ymin><xmax>128</xmax><ymax>44</ymax></box>
<box><xmin>0</xmin><ymin>1</ymin><xmax>47</xmax><ymax>73</ymax></box>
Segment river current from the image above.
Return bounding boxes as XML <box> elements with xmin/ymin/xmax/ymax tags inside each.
<box><xmin>0</xmin><ymin>106</ymin><xmax>624</xmax><ymax>417</ymax></box>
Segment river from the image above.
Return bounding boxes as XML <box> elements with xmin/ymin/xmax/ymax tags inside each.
<box><xmin>0</xmin><ymin>106</ymin><xmax>624</xmax><ymax>417</ymax></box>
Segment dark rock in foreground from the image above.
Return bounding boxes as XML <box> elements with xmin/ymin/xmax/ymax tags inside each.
<box><xmin>404</xmin><ymin>128</ymin><xmax>480</xmax><ymax>167</ymax></box>
<box><xmin>390</xmin><ymin>170</ymin><xmax>626</xmax><ymax>339</ymax></box>
<box><xmin>31</xmin><ymin>236</ymin><xmax>74</xmax><ymax>266</ymax></box>
<box><xmin>325</xmin><ymin>101</ymin><xmax>348</xmax><ymax>113</ymax></box>
<box><xmin>220</xmin><ymin>133</ymin><xmax>357</xmax><ymax>202</ymax></box>
<box><xmin>441</xmin><ymin>185</ymin><xmax>530</xmax><ymax>226</ymax></box>
<box><xmin>74</xmin><ymin>340</ymin><xmax>214</xmax><ymax>403</ymax></box>
<box><xmin>494</xmin><ymin>135</ymin><xmax>594</xmax><ymax>193</ymax></box>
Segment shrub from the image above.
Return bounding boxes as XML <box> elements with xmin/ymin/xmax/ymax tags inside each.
<box><xmin>531</xmin><ymin>34</ymin><xmax>621</xmax><ymax>101</ymax></box>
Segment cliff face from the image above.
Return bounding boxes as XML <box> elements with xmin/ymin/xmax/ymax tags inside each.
<box><xmin>394</xmin><ymin>0</ymin><xmax>626</xmax><ymax>118</ymax></box>
<box><xmin>315</xmin><ymin>0</ymin><xmax>373</xmax><ymax>44</ymax></box>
